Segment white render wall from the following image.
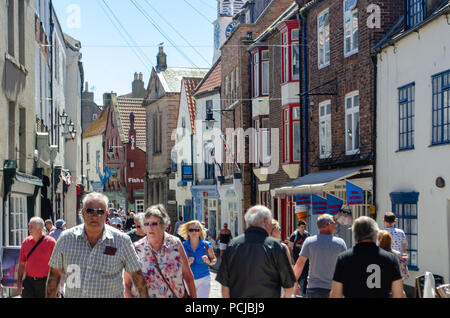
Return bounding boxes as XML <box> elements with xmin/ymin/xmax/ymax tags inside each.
<box><xmin>376</xmin><ymin>15</ymin><xmax>450</xmax><ymax>288</ymax></box>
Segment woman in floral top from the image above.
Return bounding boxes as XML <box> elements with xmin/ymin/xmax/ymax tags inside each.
<box><xmin>124</xmin><ymin>205</ymin><xmax>196</xmax><ymax>298</ymax></box>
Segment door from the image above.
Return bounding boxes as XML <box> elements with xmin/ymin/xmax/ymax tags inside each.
<box><xmin>209</xmin><ymin>210</ymin><xmax>217</xmax><ymax>240</ymax></box>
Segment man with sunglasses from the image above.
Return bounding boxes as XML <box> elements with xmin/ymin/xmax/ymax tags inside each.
<box><xmin>126</xmin><ymin>213</ymin><xmax>146</xmax><ymax>243</ymax></box>
<box><xmin>46</xmin><ymin>192</ymin><xmax>148</xmax><ymax>298</ymax></box>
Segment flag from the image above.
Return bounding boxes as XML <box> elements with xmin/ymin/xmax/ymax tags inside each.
<box><xmin>296</xmin><ymin>195</ymin><xmax>311</xmax><ymax>205</ymax></box>
<box><xmin>312</xmin><ymin>194</ymin><xmax>327</xmax><ymax>215</ymax></box>
<box><xmin>346</xmin><ymin>181</ymin><xmax>363</xmax><ymax>205</ymax></box>
<box><xmin>327</xmin><ymin>194</ymin><xmax>343</xmax><ymax>215</ymax></box>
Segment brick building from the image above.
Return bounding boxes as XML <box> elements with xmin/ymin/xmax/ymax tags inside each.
<box><xmin>219</xmin><ymin>0</ymin><xmax>294</xmax><ymax>233</ymax></box>
<box><xmin>268</xmin><ymin>0</ymin><xmax>404</xmax><ymax>243</ymax></box>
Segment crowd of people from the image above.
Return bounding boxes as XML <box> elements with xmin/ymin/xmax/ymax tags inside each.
<box><xmin>10</xmin><ymin>191</ymin><xmax>410</xmax><ymax>298</ymax></box>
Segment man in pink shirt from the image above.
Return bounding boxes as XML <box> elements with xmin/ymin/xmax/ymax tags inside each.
<box><xmin>17</xmin><ymin>217</ymin><xmax>56</xmax><ymax>298</ymax></box>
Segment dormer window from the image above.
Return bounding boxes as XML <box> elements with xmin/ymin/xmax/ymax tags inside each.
<box><xmin>407</xmin><ymin>0</ymin><xmax>425</xmax><ymax>28</ymax></box>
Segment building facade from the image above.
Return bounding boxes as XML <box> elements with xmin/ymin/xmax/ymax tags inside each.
<box><xmin>375</xmin><ymin>0</ymin><xmax>450</xmax><ymax>293</ymax></box>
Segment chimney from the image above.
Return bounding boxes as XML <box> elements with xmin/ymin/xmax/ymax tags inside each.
<box><xmin>85</xmin><ymin>81</ymin><xmax>89</xmax><ymax>92</ymax></box>
<box><xmin>156</xmin><ymin>43</ymin><xmax>167</xmax><ymax>73</ymax></box>
<box><xmin>82</xmin><ymin>81</ymin><xmax>94</xmax><ymax>103</ymax></box>
<box><xmin>132</xmin><ymin>72</ymin><xmax>146</xmax><ymax>98</ymax></box>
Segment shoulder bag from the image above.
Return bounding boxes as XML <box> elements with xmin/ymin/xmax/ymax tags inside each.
<box><xmin>26</xmin><ymin>236</ymin><xmax>45</xmax><ymax>261</ymax></box>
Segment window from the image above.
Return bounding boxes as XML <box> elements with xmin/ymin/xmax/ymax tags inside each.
<box><xmin>318</xmin><ymin>10</ymin><xmax>330</xmax><ymax>69</ymax></box>
<box><xmin>261</xmin><ymin>118</ymin><xmax>271</xmax><ymax>166</ymax></box>
<box><xmin>136</xmin><ymin>200</ymin><xmax>144</xmax><ymax>213</ymax></box>
<box><xmin>345</xmin><ymin>91</ymin><xmax>360</xmax><ymax>155</ymax></box>
<box><xmin>261</xmin><ymin>52</ymin><xmax>269</xmax><ymax>95</ymax></box>
<box><xmin>86</xmin><ymin>142</ymin><xmax>90</xmax><ymax>164</ymax></box>
<box><xmin>171</xmin><ymin>152</ymin><xmax>177</xmax><ymax>172</ymax></box>
<box><xmin>231</xmin><ymin>70</ymin><xmax>235</xmax><ymax>102</ymax></box>
<box><xmin>8</xmin><ymin>102</ymin><xmax>15</xmax><ymax>159</ymax></box>
<box><xmin>344</xmin><ymin>0</ymin><xmax>358</xmax><ymax>56</ymax></box>
<box><xmin>8</xmin><ymin>195</ymin><xmax>28</xmax><ymax>247</ymax></box>
<box><xmin>236</xmin><ymin>67</ymin><xmax>240</xmax><ymax>100</ymax></box>
<box><xmin>390</xmin><ymin>192</ymin><xmax>419</xmax><ymax>270</ymax></box>
<box><xmin>253</xmin><ymin>52</ymin><xmax>259</xmax><ymax>97</ymax></box>
<box><xmin>291</xmin><ymin>30</ymin><xmax>300</xmax><ymax>80</ymax></box>
<box><xmin>283</xmin><ymin>106</ymin><xmax>301</xmax><ymax>163</ymax></box>
<box><xmin>225</xmin><ymin>75</ymin><xmax>230</xmax><ymax>106</ymax></box>
<box><xmin>407</xmin><ymin>0</ymin><xmax>425</xmax><ymax>28</ymax></box>
<box><xmin>319</xmin><ymin>100</ymin><xmax>332</xmax><ymax>158</ymax></box>
<box><xmin>398</xmin><ymin>83</ymin><xmax>415</xmax><ymax>150</ymax></box>
<box><xmin>7</xmin><ymin>0</ymin><xmax>14</xmax><ymax>56</ymax></box>
<box><xmin>432</xmin><ymin>70</ymin><xmax>450</xmax><ymax>145</ymax></box>
<box><xmin>93</xmin><ymin>113</ymin><xmax>98</xmax><ymax>121</ymax></box>
<box><xmin>283</xmin><ymin>32</ymin><xmax>289</xmax><ymax>83</ymax></box>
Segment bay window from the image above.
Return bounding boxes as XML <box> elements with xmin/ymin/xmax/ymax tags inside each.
<box><xmin>283</xmin><ymin>105</ymin><xmax>301</xmax><ymax>163</ymax></box>
<box><xmin>279</xmin><ymin>20</ymin><xmax>300</xmax><ymax>83</ymax></box>
<box><xmin>253</xmin><ymin>117</ymin><xmax>270</xmax><ymax>167</ymax></box>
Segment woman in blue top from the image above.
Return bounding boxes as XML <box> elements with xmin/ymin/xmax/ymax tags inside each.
<box><xmin>179</xmin><ymin>220</ymin><xmax>217</xmax><ymax>298</ymax></box>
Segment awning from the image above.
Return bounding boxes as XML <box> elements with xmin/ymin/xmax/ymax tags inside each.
<box><xmin>15</xmin><ymin>172</ymin><xmax>44</xmax><ymax>187</ymax></box>
<box><xmin>274</xmin><ymin>165</ymin><xmax>372</xmax><ymax>196</ymax></box>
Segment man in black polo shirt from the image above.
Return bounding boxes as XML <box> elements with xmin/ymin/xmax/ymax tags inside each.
<box><xmin>330</xmin><ymin>216</ymin><xmax>404</xmax><ymax>298</ymax></box>
<box><xmin>216</xmin><ymin>205</ymin><xmax>296</xmax><ymax>298</ymax></box>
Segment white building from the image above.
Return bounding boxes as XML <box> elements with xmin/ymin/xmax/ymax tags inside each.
<box><xmin>375</xmin><ymin>1</ymin><xmax>450</xmax><ymax>291</ymax></box>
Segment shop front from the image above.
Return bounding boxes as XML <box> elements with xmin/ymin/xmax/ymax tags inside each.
<box><xmin>191</xmin><ymin>185</ymin><xmax>220</xmax><ymax>240</ymax></box>
<box><xmin>274</xmin><ymin>165</ymin><xmax>373</xmax><ymax>247</ymax></box>
<box><xmin>218</xmin><ymin>180</ymin><xmax>243</xmax><ymax>238</ymax></box>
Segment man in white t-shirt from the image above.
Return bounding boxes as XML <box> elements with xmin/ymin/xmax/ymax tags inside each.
<box><xmin>384</xmin><ymin>212</ymin><xmax>407</xmax><ymax>254</ymax></box>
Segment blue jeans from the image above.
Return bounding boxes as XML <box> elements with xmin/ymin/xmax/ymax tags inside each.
<box><xmin>306</xmin><ymin>288</ymin><xmax>331</xmax><ymax>298</ymax></box>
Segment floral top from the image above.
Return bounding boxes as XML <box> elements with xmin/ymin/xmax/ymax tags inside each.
<box><xmin>133</xmin><ymin>233</ymin><xmax>185</xmax><ymax>298</ymax></box>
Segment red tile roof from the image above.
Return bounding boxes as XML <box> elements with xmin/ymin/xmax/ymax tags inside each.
<box><xmin>82</xmin><ymin>109</ymin><xmax>108</xmax><ymax>138</ymax></box>
<box><xmin>115</xmin><ymin>97</ymin><xmax>146</xmax><ymax>146</ymax></box>
<box><xmin>194</xmin><ymin>59</ymin><xmax>222</xmax><ymax>96</ymax></box>
<box><xmin>183</xmin><ymin>77</ymin><xmax>204</xmax><ymax>132</ymax></box>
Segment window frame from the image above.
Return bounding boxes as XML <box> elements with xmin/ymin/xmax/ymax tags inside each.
<box><xmin>253</xmin><ymin>116</ymin><xmax>270</xmax><ymax>168</ymax></box>
<box><xmin>343</xmin><ymin>0</ymin><xmax>358</xmax><ymax>57</ymax></box>
<box><xmin>7</xmin><ymin>195</ymin><xmax>28</xmax><ymax>247</ymax></box>
<box><xmin>390</xmin><ymin>192</ymin><xmax>419</xmax><ymax>271</ymax></box>
<box><xmin>279</xmin><ymin>20</ymin><xmax>300</xmax><ymax>84</ymax></box>
<box><xmin>319</xmin><ymin>100</ymin><xmax>332</xmax><ymax>158</ymax></box>
<box><xmin>317</xmin><ymin>9</ymin><xmax>330</xmax><ymax>69</ymax></box>
<box><xmin>398</xmin><ymin>83</ymin><xmax>415</xmax><ymax>151</ymax></box>
<box><xmin>282</xmin><ymin>105</ymin><xmax>301</xmax><ymax>163</ymax></box>
<box><xmin>345</xmin><ymin>91</ymin><xmax>360</xmax><ymax>155</ymax></box>
<box><xmin>431</xmin><ymin>69</ymin><xmax>450</xmax><ymax>146</ymax></box>
<box><xmin>406</xmin><ymin>0</ymin><xmax>425</xmax><ymax>28</ymax></box>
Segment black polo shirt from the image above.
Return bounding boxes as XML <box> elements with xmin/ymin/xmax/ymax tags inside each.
<box><xmin>333</xmin><ymin>242</ymin><xmax>402</xmax><ymax>298</ymax></box>
<box><xmin>216</xmin><ymin>226</ymin><xmax>296</xmax><ymax>298</ymax></box>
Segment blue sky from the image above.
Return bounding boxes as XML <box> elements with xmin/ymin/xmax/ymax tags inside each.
<box><xmin>53</xmin><ymin>0</ymin><xmax>217</xmax><ymax>105</ymax></box>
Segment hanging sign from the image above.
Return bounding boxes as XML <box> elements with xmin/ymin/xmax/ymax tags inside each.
<box><xmin>346</xmin><ymin>181</ymin><xmax>363</xmax><ymax>205</ymax></box>
<box><xmin>312</xmin><ymin>194</ymin><xmax>327</xmax><ymax>215</ymax></box>
<box><xmin>327</xmin><ymin>194</ymin><xmax>343</xmax><ymax>215</ymax></box>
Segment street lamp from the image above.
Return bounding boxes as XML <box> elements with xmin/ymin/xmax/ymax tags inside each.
<box><xmin>59</xmin><ymin>111</ymin><xmax>68</xmax><ymax>126</ymax></box>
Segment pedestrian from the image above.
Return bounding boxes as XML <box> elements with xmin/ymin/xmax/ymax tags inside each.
<box><xmin>46</xmin><ymin>192</ymin><xmax>148</xmax><ymax>298</ymax></box>
<box><xmin>49</xmin><ymin>219</ymin><xmax>66</xmax><ymax>242</ymax></box>
<box><xmin>110</xmin><ymin>212</ymin><xmax>123</xmax><ymax>227</ymax></box>
<box><xmin>126</xmin><ymin>213</ymin><xmax>146</xmax><ymax>243</ymax></box>
<box><xmin>216</xmin><ymin>223</ymin><xmax>232</xmax><ymax>262</ymax></box>
<box><xmin>44</xmin><ymin>219</ymin><xmax>56</xmax><ymax>235</ymax></box>
<box><xmin>378</xmin><ymin>230</ymin><xmax>409</xmax><ymax>280</ymax></box>
<box><xmin>216</xmin><ymin>205</ymin><xmax>296</xmax><ymax>298</ymax></box>
<box><xmin>124</xmin><ymin>212</ymin><xmax>135</xmax><ymax>232</ymax></box>
<box><xmin>383</xmin><ymin>212</ymin><xmax>407</xmax><ymax>255</ymax></box>
<box><xmin>330</xmin><ymin>216</ymin><xmax>405</xmax><ymax>298</ymax></box>
<box><xmin>124</xmin><ymin>204</ymin><xmax>197</xmax><ymax>298</ymax></box>
<box><xmin>293</xmin><ymin>214</ymin><xmax>347</xmax><ymax>298</ymax></box>
<box><xmin>178</xmin><ymin>220</ymin><xmax>217</xmax><ymax>298</ymax></box>
<box><xmin>288</xmin><ymin>220</ymin><xmax>310</xmax><ymax>295</ymax></box>
<box><xmin>173</xmin><ymin>216</ymin><xmax>185</xmax><ymax>241</ymax></box>
<box><xmin>17</xmin><ymin>217</ymin><xmax>56</xmax><ymax>298</ymax></box>
<box><xmin>118</xmin><ymin>206</ymin><xmax>125</xmax><ymax>217</ymax></box>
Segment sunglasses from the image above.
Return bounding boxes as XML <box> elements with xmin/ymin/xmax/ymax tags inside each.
<box><xmin>188</xmin><ymin>228</ymin><xmax>200</xmax><ymax>232</ymax></box>
<box><xmin>144</xmin><ymin>222</ymin><xmax>160</xmax><ymax>227</ymax></box>
<box><xmin>85</xmin><ymin>208</ymin><xmax>106</xmax><ymax>216</ymax></box>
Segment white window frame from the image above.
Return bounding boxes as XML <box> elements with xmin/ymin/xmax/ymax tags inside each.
<box><xmin>291</xmin><ymin>29</ymin><xmax>300</xmax><ymax>80</ymax></box>
<box><xmin>136</xmin><ymin>200</ymin><xmax>145</xmax><ymax>213</ymax></box>
<box><xmin>7</xmin><ymin>195</ymin><xmax>28</xmax><ymax>247</ymax></box>
<box><xmin>284</xmin><ymin>109</ymin><xmax>290</xmax><ymax>162</ymax></box>
<box><xmin>253</xmin><ymin>52</ymin><xmax>259</xmax><ymax>97</ymax></box>
<box><xmin>345</xmin><ymin>91</ymin><xmax>360</xmax><ymax>155</ymax></box>
<box><xmin>283</xmin><ymin>32</ymin><xmax>289</xmax><ymax>83</ymax></box>
<box><xmin>261</xmin><ymin>50</ymin><xmax>269</xmax><ymax>95</ymax></box>
<box><xmin>319</xmin><ymin>100</ymin><xmax>332</xmax><ymax>158</ymax></box>
<box><xmin>344</xmin><ymin>0</ymin><xmax>359</xmax><ymax>57</ymax></box>
<box><xmin>318</xmin><ymin>9</ymin><xmax>330</xmax><ymax>69</ymax></box>
<box><xmin>261</xmin><ymin>118</ymin><xmax>271</xmax><ymax>167</ymax></box>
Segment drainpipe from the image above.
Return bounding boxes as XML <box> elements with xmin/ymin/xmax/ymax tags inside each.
<box><xmin>49</xmin><ymin>0</ymin><xmax>56</xmax><ymax>219</ymax></box>
<box><xmin>299</xmin><ymin>9</ymin><xmax>309</xmax><ymax>177</ymax></box>
<box><xmin>371</xmin><ymin>54</ymin><xmax>378</xmax><ymax>220</ymax></box>
<box><xmin>248</xmin><ymin>44</ymin><xmax>257</xmax><ymax>207</ymax></box>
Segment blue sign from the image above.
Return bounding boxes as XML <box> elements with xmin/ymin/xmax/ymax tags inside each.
<box><xmin>182</xmin><ymin>165</ymin><xmax>194</xmax><ymax>182</ymax></box>
<box><xmin>312</xmin><ymin>194</ymin><xmax>327</xmax><ymax>215</ymax></box>
<box><xmin>296</xmin><ymin>195</ymin><xmax>311</xmax><ymax>205</ymax></box>
<box><xmin>327</xmin><ymin>194</ymin><xmax>343</xmax><ymax>215</ymax></box>
<box><xmin>346</xmin><ymin>181</ymin><xmax>363</xmax><ymax>205</ymax></box>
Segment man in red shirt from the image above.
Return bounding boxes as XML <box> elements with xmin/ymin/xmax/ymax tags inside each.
<box><xmin>17</xmin><ymin>217</ymin><xmax>56</xmax><ymax>298</ymax></box>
